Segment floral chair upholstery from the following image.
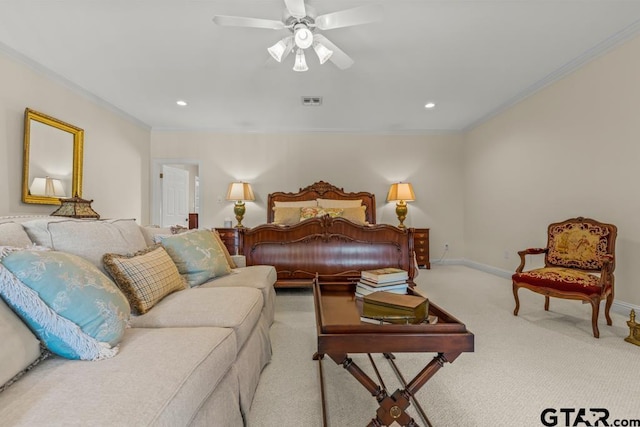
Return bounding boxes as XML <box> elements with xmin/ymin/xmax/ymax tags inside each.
<box><xmin>512</xmin><ymin>217</ymin><xmax>617</xmax><ymax>338</ymax></box>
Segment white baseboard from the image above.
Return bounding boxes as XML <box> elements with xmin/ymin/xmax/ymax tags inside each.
<box><xmin>430</xmin><ymin>257</ymin><xmax>640</xmax><ymax>314</ymax></box>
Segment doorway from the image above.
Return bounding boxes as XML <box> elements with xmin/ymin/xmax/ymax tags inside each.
<box><xmin>151</xmin><ymin>159</ymin><xmax>200</xmax><ymax>228</ymax></box>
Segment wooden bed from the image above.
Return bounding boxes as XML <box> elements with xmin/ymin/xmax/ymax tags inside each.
<box><xmin>239</xmin><ymin>181</ymin><xmax>416</xmax><ymax>288</ymax></box>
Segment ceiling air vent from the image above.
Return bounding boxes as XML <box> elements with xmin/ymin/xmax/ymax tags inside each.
<box><xmin>302</xmin><ymin>96</ymin><xmax>323</xmax><ymax>106</ymax></box>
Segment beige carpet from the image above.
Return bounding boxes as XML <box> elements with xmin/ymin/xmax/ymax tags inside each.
<box><xmin>247</xmin><ymin>265</ymin><xmax>639</xmax><ymax>427</ymax></box>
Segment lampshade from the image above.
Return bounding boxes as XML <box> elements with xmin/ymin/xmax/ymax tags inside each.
<box><xmin>268</xmin><ymin>36</ymin><xmax>293</xmax><ymax>62</ymax></box>
<box><xmin>387</xmin><ymin>182</ymin><xmax>416</xmax><ymax>202</ymax></box>
<box><xmin>30</xmin><ymin>176</ymin><xmax>66</xmax><ymax>197</ymax></box>
<box><xmin>293</xmin><ymin>25</ymin><xmax>313</xmax><ymax>49</ymax></box>
<box><xmin>293</xmin><ymin>49</ymin><xmax>308</xmax><ymax>72</ymax></box>
<box><xmin>226</xmin><ymin>182</ymin><xmax>255</xmax><ymax>202</ymax></box>
<box><xmin>313</xmin><ymin>41</ymin><xmax>333</xmax><ymax>65</ymax></box>
<box><xmin>51</xmin><ymin>195</ymin><xmax>100</xmax><ymax>219</ymax></box>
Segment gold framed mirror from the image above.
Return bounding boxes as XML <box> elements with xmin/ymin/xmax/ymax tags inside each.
<box><xmin>22</xmin><ymin>108</ymin><xmax>84</xmax><ymax>205</ymax></box>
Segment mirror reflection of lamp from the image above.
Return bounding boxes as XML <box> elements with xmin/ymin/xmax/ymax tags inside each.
<box><xmin>30</xmin><ymin>176</ymin><xmax>66</xmax><ymax>197</ymax></box>
<box><xmin>226</xmin><ymin>182</ymin><xmax>255</xmax><ymax>228</ymax></box>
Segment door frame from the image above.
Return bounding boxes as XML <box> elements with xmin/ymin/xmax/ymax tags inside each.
<box><xmin>151</xmin><ymin>158</ymin><xmax>201</xmax><ymax>227</ymax></box>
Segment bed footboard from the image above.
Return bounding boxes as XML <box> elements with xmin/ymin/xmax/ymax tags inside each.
<box><xmin>240</xmin><ymin>216</ymin><xmax>415</xmax><ymax>288</ymax></box>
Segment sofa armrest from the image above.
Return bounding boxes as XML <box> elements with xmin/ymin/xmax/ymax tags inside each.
<box><xmin>231</xmin><ymin>255</ymin><xmax>246</xmax><ymax>268</ymax></box>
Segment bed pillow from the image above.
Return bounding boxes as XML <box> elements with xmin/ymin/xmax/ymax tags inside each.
<box><xmin>103</xmin><ymin>246</ymin><xmax>187</xmax><ymax>315</ymax></box>
<box><xmin>317</xmin><ymin>198</ymin><xmax>363</xmax><ymax>208</ymax></box>
<box><xmin>273</xmin><ymin>207</ymin><xmax>301</xmax><ymax>225</ymax></box>
<box><xmin>341</xmin><ymin>206</ymin><xmax>368</xmax><ymax>225</ymax></box>
<box><xmin>300</xmin><ymin>207</ymin><xmax>322</xmax><ymax>220</ymax></box>
<box><xmin>0</xmin><ymin>222</ymin><xmax>33</xmax><ymax>247</ymax></box>
<box><xmin>273</xmin><ymin>200</ymin><xmax>317</xmax><ymax>208</ymax></box>
<box><xmin>300</xmin><ymin>207</ymin><xmax>346</xmax><ymax>221</ymax></box>
<box><xmin>159</xmin><ymin>230</ymin><xmax>231</xmax><ymax>287</ymax></box>
<box><xmin>0</xmin><ymin>247</ymin><xmax>130</xmax><ymax>360</ymax></box>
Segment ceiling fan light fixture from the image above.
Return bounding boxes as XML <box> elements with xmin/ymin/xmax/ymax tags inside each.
<box><xmin>293</xmin><ymin>48</ymin><xmax>308</xmax><ymax>72</ymax></box>
<box><xmin>293</xmin><ymin>25</ymin><xmax>313</xmax><ymax>49</ymax></box>
<box><xmin>268</xmin><ymin>36</ymin><xmax>293</xmax><ymax>62</ymax></box>
<box><xmin>313</xmin><ymin>41</ymin><xmax>333</xmax><ymax>64</ymax></box>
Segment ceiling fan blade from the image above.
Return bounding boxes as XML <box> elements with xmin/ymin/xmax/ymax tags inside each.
<box><xmin>284</xmin><ymin>0</ymin><xmax>306</xmax><ymax>19</ymax></box>
<box><xmin>313</xmin><ymin>34</ymin><xmax>354</xmax><ymax>70</ymax></box>
<box><xmin>315</xmin><ymin>4</ymin><xmax>383</xmax><ymax>30</ymax></box>
<box><xmin>212</xmin><ymin>15</ymin><xmax>285</xmax><ymax>30</ymax></box>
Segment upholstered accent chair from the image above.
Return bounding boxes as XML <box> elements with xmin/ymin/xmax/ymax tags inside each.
<box><xmin>512</xmin><ymin>217</ymin><xmax>617</xmax><ymax>338</ymax></box>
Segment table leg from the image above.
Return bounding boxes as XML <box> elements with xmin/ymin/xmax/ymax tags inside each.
<box><xmin>317</xmin><ymin>352</ymin><xmax>460</xmax><ymax>426</ymax></box>
<box><xmin>313</xmin><ymin>352</ymin><xmax>329</xmax><ymax>427</ymax></box>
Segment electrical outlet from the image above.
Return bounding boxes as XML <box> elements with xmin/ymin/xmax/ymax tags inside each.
<box><xmin>504</xmin><ymin>250</ymin><xmax>510</xmax><ymax>259</ymax></box>
<box><xmin>444</xmin><ymin>243</ymin><xmax>449</xmax><ymax>250</ymax></box>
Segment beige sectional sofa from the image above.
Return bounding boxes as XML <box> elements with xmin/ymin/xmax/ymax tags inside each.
<box><xmin>0</xmin><ymin>217</ymin><xmax>276</xmax><ymax>426</ymax></box>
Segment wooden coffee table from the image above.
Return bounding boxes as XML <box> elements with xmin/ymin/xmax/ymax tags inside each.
<box><xmin>312</xmin><ymin>281</ymin><xmax>474</xmax><ymax>426</ymax></box>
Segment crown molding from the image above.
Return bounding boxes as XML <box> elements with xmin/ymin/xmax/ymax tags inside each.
<box><xmin>464</xmin><ymin>18</ymin><xmax>640</xmax><ymax>132</ymax></box>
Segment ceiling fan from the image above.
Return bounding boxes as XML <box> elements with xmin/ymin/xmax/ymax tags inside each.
<box><xmin>212</xmin><ymin>0</ymin><xmax>383</xmax><ymax>72</ymax></box>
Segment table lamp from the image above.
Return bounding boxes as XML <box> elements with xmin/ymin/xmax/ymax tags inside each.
<box><xmin>226</xmin><ymin>182</ymin><xmax>255</xmax><ymax>228</ymax></box>
<box><xmin>387</xmin><ymin>182</ymin><xmax>415</xmax><ymax>229</ymax></box>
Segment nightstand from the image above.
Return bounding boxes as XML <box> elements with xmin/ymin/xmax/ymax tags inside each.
<box><xmin>413</xmin><ymin>228</ymin><xmax>430</xmax><ymax>269</ymax></box>
<box><xmin>214</xmin><ymin>228</ymin><xmax>240</xmax><ymax>255</ymax></box>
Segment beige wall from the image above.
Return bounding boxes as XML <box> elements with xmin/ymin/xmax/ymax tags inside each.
<box><xmin>3</xmin><ymin>31</ymin><xmax>639</xmax><ymax>308</ymax></box>
<box><xmin>464</xmin><ymin>35</ymin><xmax>640</xmax><ymax>306</ymax></box>
<box><xmin>0</xmin><ymin>50</ymin><xmax>151</xmax><ymax>223</ymax></box>
<box><xmin>151</xmin><ymin>131</ymin><xmax>466</xmax><ymax>259</ymax></box>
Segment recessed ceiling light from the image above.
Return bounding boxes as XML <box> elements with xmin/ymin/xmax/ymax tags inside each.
<box><xmin>424</xmin><ymin>102</ymin><xmax>436</xmax><ymax>109</ymax></box>
<box><xmin>176</xmin><ymin>100</ymin><xmax>188</xmax><ymax>107</ymax></box>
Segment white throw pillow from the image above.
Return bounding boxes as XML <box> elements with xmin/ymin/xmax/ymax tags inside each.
<box><xmin>273</xmin><ymin>200</ymin><xmax>317</xmax><ymax>208</ymax></box>
<box><xmin>317</xmin><ymin>198</ymin><xmax>363</xmax><ymax>208</ymax></box>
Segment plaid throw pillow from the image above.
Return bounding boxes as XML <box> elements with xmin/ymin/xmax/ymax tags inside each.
<box><xmin>103</xmin><ymin>246</ymin><xmax>186</xmax><ymax>314</ymax></box>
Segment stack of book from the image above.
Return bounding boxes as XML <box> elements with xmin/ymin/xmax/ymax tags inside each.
<box><xmin>355</xmin><ymin>267</ymin><xmax>409</xmax><ymax>298</ymax></box>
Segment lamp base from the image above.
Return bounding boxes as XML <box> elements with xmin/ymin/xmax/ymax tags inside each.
<box><xmin>233</xmin><ymin>201</ymin><xmax>246</xmax><ymax>228</ymax></box>
<box><xmin>395</xmin><ymin>201</ymin><xmax>408</xmax><ymax>229</ymax></box>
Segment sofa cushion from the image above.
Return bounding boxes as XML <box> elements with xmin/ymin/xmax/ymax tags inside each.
<box><xmin>0</xmin><ymin>248</ymin><xmax>130</xmax><ymax>360</ymax></box>
<box><xmin>0</xmin><ymin>326</ymin><xmax>238</xmax><ymax>426</ymax></box>
<box><xmin>129</xmin><ymin>287</ymin><xmax>263</xmax><ymax>350</ymax></box>
<box><xmin>0</xmin><ymin>298</ymin><xmax>43</xmax><ymax>391</ymax></box>
<box><xmin>201</xmin><ymin>265</ymin><xmax>277</xmax><ymax>326</ymax></box>
<box><xmin>103</xmin><ymin>245</ymin><xmax>187</xmax><ymax>314</ymax></box>
<box><xmin>0</xmin><ymin>222</ymin><xmax>33</xmax><ymax>247</ymax></box>
<box><xmin>19</xmin><ymin>217</ymin><xmax>72</xmax><ymax>247</ymax></box>
<box><xmin>512</xmin><ymin>267</ymin><xmax>604</xmax><ymax>295</ymax></box>
<box><xmin>21</xmin><ymin>218</ymin><xmax>148</xmax><ymax>272</ymax></box>
<box><xmin>139</xmin><ymin>225</ymin><xmax>173</xmax><ymax>246</ymax></box>
<box><xmin>159</xmin><ymin>230</ymin><xmax>231</xmax><ymax>287</ymax></box>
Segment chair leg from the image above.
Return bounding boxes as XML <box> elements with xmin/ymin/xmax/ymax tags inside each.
<box><xmin>605</xmin><ymin>294</ymin><xmax>613</xmax><ymax>326</ymax></box>
<box><xmin>589</xmin><ymin>297</ymin><xmax>600</xmax><ymax>338</ymax></box>
<box><xmin>512</xmin><ymin>282</ymin><xmax>520</xmax><ymax>316</ymax></box>
<box><xmin>544</xmin><ymin>296</ymin><xmax>550</xmax><ymax>311</ymax></box>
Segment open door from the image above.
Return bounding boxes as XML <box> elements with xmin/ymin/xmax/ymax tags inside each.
<box><xmin>161</xmin><ymin>165</ymin><xmax>189</xmax><ymax>227</ymax></box>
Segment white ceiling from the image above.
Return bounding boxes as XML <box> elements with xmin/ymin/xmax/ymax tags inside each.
<box><xmin>2</xmin><ymin>1</ymin><xmax>640</xmax><ymax>133</ymax></box>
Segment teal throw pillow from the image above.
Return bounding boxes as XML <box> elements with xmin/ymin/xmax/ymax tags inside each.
<box><xmin>159</xmin><ymin>230</ymin><xmax>231</xmax><ymax>287</ymax></box>
<box><xmin>0</xmin><ymin>247</ymin><xmax>130</xmax><ymax>360</ymax></box>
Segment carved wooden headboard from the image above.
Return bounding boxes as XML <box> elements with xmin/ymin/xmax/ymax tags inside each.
<box><xmin>266</xmin><ymin>181</ymin><xmax>376</xmax><ymax>224</ymax></box>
